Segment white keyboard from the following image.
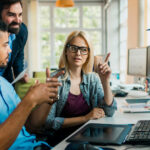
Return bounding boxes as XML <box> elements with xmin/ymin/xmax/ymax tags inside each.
<box><xmin>128</xmin><ymin>90</ymin><xmax>148</xmax><ymax>98</ymax></box>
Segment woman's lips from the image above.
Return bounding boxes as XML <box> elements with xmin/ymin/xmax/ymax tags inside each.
<box><xmin>74</xmin><ymin>58</ymin><xmax>81</xmax><ymax>61</ymax></box>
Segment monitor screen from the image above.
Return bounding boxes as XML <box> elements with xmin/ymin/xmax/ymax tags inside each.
<box><xmin>127</xmin><ymin>47</ymin><xmax>150</xmax><ymax>77</ymax></box>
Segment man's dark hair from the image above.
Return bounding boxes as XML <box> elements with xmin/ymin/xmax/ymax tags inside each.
<box><xmin>0</xmin><ymin>0</ymin><xmax>23</xmax><ymax>19</ymax></box>
<box><xmin>0</xmin><ymin>20</ymin><xmax>8</xmax><ymax>32</ymax></box>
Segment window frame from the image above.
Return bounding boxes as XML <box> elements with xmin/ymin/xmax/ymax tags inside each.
<box><xmin>38</xmin><ymin>1</ymin><xmax>104</xmax><ymax>70</ymax></box>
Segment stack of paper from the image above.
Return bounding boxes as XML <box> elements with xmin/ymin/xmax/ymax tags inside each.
<box><xmin>121</xmin><ymin>103</ymin><xmax>150</xmax><ymax>113</ymax></box>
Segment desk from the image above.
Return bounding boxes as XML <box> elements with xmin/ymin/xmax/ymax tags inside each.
<box><xmin>53</xmin><ymin>97</ymin><xmax>150</xmax><ymax>150</ymax></box>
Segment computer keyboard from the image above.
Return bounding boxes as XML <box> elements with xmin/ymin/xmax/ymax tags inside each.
<box><xmin>126</xmin><ymin>120</ymin><xmax>150</xmax><ymax>144</ymax></box>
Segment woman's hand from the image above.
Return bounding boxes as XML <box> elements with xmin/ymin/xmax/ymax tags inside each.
<box><xmin>85</xmin><ymin>108</ymin><xmax>105</xmax><ymax>120</ymax></box>
<box><xmin>97</xmin><ymin>53</ymin><xmax>111</xmax><ymax>82</ymax></box>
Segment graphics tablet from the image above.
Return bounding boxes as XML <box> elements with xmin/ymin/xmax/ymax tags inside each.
<box><xmin>67</xmin><ymin>123</ymin><xmax>132</xmax><ymax>145</ymax></box>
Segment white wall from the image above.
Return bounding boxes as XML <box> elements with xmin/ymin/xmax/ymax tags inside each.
<box><xmin>138</xmin><ymin>0</ymin><xmax>145</xmax><ymax>47</ymax></box>
<box><xmin>22</xmin><ymin>0</ymin><xmax>39</xmax><ymax>77</ymax></box>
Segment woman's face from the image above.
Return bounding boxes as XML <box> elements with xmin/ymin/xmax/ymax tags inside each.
<box><xmin>66</xmin><ymin>36</ymin><xmax>89</xmax><ymax>68</ymax></box>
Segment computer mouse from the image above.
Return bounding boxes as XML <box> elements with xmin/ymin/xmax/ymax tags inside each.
<box><xmin>65</xmin><ymin>143</ymin><xmax>116</xmax><ymax>150</ymax></box>
<box><xmin>114</xmin><ymin>91</ymin><xmax>128</xmax><ymax>97</ymax></box>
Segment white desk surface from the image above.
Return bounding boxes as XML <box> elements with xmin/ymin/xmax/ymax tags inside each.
<box><xmin>53</xmin><ymin>97</ymin><xmax>150</xmax><ymax>150</ymax></box>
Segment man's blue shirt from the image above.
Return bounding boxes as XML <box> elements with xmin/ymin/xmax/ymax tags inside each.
<box><xmin>0</xmin><ymin>76</ymin><xmax>49</xmax><ymax>150</ymax></box>
<box><xmin>8</xmin><ymin>34</ymin><xmax>16</xmax><ymax>61</ymax></box>
<box><xmin>0</xmin><ymin>34</ymin><xmax>16</xmax><ymax>76</ymax></box>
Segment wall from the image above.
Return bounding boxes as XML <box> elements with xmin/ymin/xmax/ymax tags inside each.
<box><xmin>128</xmin><ymin>0</ymin><xmax>139</xmax><ymax>49</ymax></box>
<box><xmin>22</xmin><ymin>0</ymin><xmax>39</xmax><ymax>77</ymax></box>
<box><xmin>28</xmin><ymin>0</ymin><xmax>39</xmax><ymax>77</ymax></box>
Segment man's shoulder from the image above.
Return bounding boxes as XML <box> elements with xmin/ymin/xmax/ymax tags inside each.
<box><xmin>20</xmin><ymin>23</ymin><xmax>28</xmax><ymax>33</ymax></box>
<box><xmin>0</xmin><ymin>77</ymin><xmax>18</xmax><ymax>100</ymax></box>
<box><xmin>16</xmin><ymin>23</ymin><xmax>28</xmax><ymax>39</ymax></box>
<box><xmin>0</xmin><ymin>76</ymin><xmax>13</xmax><ymax>88</ymax></box>
<box><xmin>14</xmin><ymin>23</ymin><xmax>28</xmax><ymax>45</ymax></box>
<box><xmin>0</xmin><ymin>76</ymin><xmax>11</xmax><ymax>84</ymax></box>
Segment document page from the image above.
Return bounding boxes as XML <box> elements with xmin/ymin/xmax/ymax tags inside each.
<box><xmin>11</xmin><ymin>69</ymin><xmax>27</xmax><ymax>85</ymax></box>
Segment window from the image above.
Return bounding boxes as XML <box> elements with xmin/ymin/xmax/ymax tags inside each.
<box><xmin>119</xmin><ymin>0</ymin><xmax>128</xmax><ymax>82</ymax></box>
<box><xmin>104</xmin><ymin>0</ymin><xmax>128</xmax><ymax>83</ymax></box>
<box><xmin>39</xmin><ymin>5</ymin><xmax>51</xmax><ymax>68</ymax></box>
<box><xmin>38</xmin><ymin>2</ymin><xmax>103</xmax><ymax>70</ymax></box>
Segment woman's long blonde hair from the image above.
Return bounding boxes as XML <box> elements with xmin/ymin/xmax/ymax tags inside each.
<box><xmin>58</xmin><ymin>31</ymin><xmax>94</xmax><ymax>78</ymax></box>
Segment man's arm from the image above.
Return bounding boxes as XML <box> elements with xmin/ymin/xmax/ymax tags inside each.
<box><xmin>25</xmin><ymin>103</ymin><xmax>52</xmax><ymax>133</ymax></box>
<box><xmin>25</xmin><ymin>69</ymin><xmax>64</xmax><ymax>132</ymax></box>
<box><xmin>25</xmin><ymin>79</ymin><xmax>58</xmax><ymax>132</ymax></box>
<box><xmin>13</xmin><ymin>23</ymin><xmax>28</xmax><ymax>77</ymax></box>
<box><xmin>0</xmin><ymin>94</ymin><xmax>35</xmax><ymax>150</ymax></box>
<box><xmin>0</xmin><ymin>80</ymin><xmax>60</xmax><ymax>150</ymax></box>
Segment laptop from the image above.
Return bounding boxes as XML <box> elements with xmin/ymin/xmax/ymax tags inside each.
<box><xmin>67</xmin><ymin>120</ymin><xmax>150</xmax><ymax>145</ymax></box>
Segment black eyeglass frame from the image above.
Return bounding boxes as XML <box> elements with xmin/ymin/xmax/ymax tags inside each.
<box><xmin>66</xmin><ymin>44</ymin><xmax>90</xmax><ymax>55</ymax></box>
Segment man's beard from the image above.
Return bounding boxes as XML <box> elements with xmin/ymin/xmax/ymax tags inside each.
<box><xmin>8</xmin><ymin>22</ymin><xmax>21</xmax><ymax>34</ymax></box>
<box><xmin>0</xmin><ymin>61</ymin><xmax>7</xmax><ymax>68</ymax></box>
<box><xmin>0</xmin><ymin>56</ymin><xmax>9</xmax><ymax>68</ymax></box>
<box><xmin>0</xmin><ymin>64</ymin><xmax>7</xmax><ymax>68</ymax></box>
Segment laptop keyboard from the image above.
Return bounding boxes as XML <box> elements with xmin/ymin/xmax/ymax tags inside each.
<box><xmin>126</xmin><ymin>120</ymin><xmax>150</xmax><ymax>144</ymax></box>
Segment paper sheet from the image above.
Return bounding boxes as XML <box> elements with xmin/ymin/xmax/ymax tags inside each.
<box><xmin>11</xmin><ymin>69</ymin><xmax>27</xmax><ymax>84</ymax></box>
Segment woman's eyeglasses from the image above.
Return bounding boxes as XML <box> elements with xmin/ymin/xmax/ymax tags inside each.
<box><xmin>66</xmin><ymin>44</ymin><xmax>90</xmax><ymax>55</ymax></box>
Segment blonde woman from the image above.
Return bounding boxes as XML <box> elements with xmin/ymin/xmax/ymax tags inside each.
<box><xmin>45</xmin><ymin>31</ymin><xmax>117</xmax><ymax>145</ymax></box>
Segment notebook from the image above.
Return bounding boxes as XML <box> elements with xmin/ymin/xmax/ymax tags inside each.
<box><xmin>67</xmin><ymin>120</ymin><xmax>150</xmax><ymax>145</ymax></box>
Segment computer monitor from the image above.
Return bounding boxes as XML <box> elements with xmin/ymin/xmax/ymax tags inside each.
<box><xmin>127</xmin><ymin>46</ymin><xmax>150</xmax><ymax>77</ymax></box>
